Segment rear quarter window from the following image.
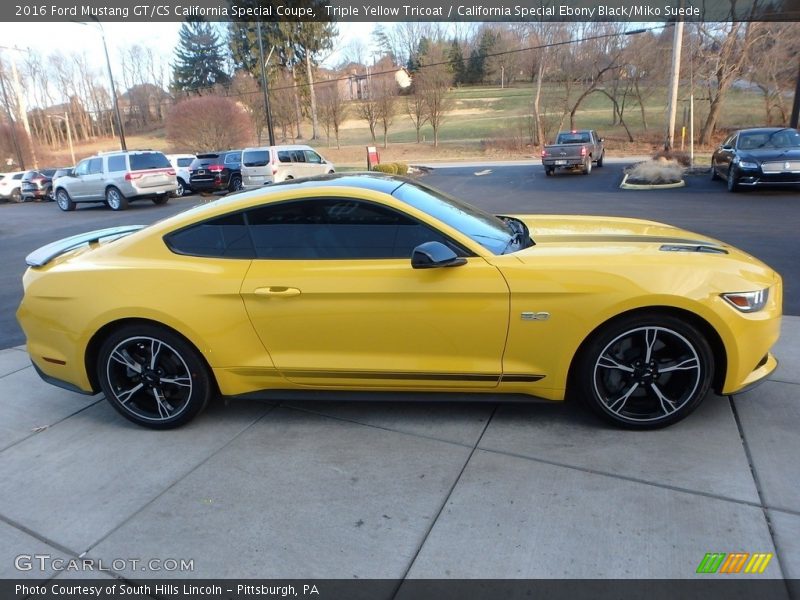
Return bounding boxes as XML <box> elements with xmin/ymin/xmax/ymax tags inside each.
<box><xmin>243</xmin><ymin>150</ymin><xmax>269</xmax><ymax>167</ymax></box>
<box><xmin>130</xmin><ymin>153</ymin><xmax>170</xmax><ymax>171</ymax></box>
<box><xmin>107</xmin><ymin>155</ymin><xmax>127</xmax><ymax>172</ymax></box>
<box><xmin>164</xmin><ymin>213</ymin><xmax>253</xmax><ymax>259</ymax></box>
<box><xmin>177</xmin><ymin>158</ymin><xmax>193</xmax><ymax>167</ymax></box>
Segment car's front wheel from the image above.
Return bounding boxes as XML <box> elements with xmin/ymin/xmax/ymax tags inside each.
<box><xmin>726</xmin><ymin>167</ymin><xmax>740</xmax><ymax>193</ymax></box>
<box><xmin>55</xmin><ymin>189</ymin><xmax>75</xmax><ymax>211</ymax></box>
<box><xmin>97</xmin><ymin>324</ymin><xmax>213</xmax><ymax>429</ymax></box>
<box><xmin>710</xmin><ymin>162</ymin><xmax>720</xmax><ymax>181</ymax></box>
<box><xmin>572</xmin><ymin>314</ymin><xmax>713</xmax><ymax>429</ymax></box>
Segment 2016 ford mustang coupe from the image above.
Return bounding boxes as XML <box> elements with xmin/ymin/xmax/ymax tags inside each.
<box><xmin>17</xmin><ymin>174</ymin><xmax>781</xmax><ymax>430</ymax></box>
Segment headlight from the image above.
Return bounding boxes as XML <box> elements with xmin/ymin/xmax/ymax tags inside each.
<box><xmin>721</xmin><ymin>288</ymin><xmax>769</xmax><ymax>313</ymax></box>
<box><xmin>738</xmin><ymin>160</ymin><xmax>759</xmax><ymax>169</ymax></box>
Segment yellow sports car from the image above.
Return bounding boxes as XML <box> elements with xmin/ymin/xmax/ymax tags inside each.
<box><xmin>17</xmin><ymin>174</ymin><xmax>781</xmax><ymax>430</ymax></box>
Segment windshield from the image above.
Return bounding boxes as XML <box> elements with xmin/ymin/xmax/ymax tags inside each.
<box><xmin>737</xmin><ymin>129</ymin><xmax>800</xmax><ymax>150</ymax></box>
<box><xmin>392</xmin><ymin>180</ymin><xmax>514</xmax><ymax>254</ymax></box>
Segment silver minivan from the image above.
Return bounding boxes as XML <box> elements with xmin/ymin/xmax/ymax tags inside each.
<box><xmin>241</xmin><ymin>145</ymin><xmax>335</xmax><ymax>190</ymax></box>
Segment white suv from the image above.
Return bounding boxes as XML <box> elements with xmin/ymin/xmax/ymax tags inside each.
<box><xmin>54</xmin><ymin>150</ymin><xmax>178</xmax><ymax>211</ymax></box>
<box><xmin>0</xmin><ymin>171</ymin><xmax>25</xmax><ymax>202</ymax></box>
<box><xmin>240</xmin><ymin>145</ymin><xmax>334</xmax><ymax>190</ymax></box>
<box><xmin>166</xmin><ymin>153</ymin><xmax>195</xmax><ymax>197</ymax></box>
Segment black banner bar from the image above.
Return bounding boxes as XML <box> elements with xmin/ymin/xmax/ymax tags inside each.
<box><xmin>4</xmin><ymin>0</ymin><xmax>800</xmax><ymax>22</ymax></box>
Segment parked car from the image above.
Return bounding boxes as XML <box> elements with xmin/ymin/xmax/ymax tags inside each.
<box><xmin>21</xmin><ymin>168</ymin><xmax>64</xmax><ymax>201</ymax></box>
<box><xmin>0</xmin><ymin>171</ymin><xmax>25</xmax><ymax>202</ymax></box>
<box><xmin>166</xmin><ymin>153</ymin><xmax>196</xmax><ymax>197</ymax></box>
<box><xmin>241</xmin><ymin>145</ymin><xmax>335</xmax><ymax>190</ymax></box>
<box><xmin>18</xmin><ymin>174</ymin><xmax>781</xmax><ymax>431</ymax></box>
<box><xmin>541</xmin><ymin>130</ymin><xmax>605</xmax><ymax>176</ymax></box>
<box><xmin>189</xmin><ymin>150</ymin><xmax>242</xmax><ymax>194</ymax></box>
<box><xmin>53</xmin><ymin>150</ymin><xmax>177</xmax><ymax>211</ymax></box>
<box><xmin>710</xmin><ymin>127</ymin><xmax>800</xmax><ymax>192</ymax></box>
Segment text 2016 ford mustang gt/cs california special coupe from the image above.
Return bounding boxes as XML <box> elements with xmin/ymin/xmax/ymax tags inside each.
<box><xmin>17</xmin><ymin>174</ymin><xmax>781</xmax><ymax>430</ymax></box>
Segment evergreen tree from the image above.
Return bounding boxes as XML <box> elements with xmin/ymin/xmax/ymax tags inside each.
<box><xmin>172</xmin><ymin>19</ymin><xmax>230</xmax><ymax>94</ymax></box>
<box><xmin>447</xmin><ymin>39</ymin><xmax>466</xmax><ymax>86</ymax></box>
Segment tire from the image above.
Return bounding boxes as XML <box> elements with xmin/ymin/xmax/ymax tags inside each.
<box><xmin>175</xmin><ymin>178</ymin><xmax>186</xmax><ymax>197</ymax></box>
<box><xmin>544</xmin><ymin>167</ymin><xmax>554</xmax><ymax>177</ymax></box>
<box><xmin>582</xmin><ymin>158</ymin><xmax>592</xmax><ymax>175</ymax></box>
<box><xmin>710</xmin><ymin>162</ymin><xmax>720</xmax><ymax>181</ymax></box>
<box><xmin>596</xmin><ymin>152</ymin><xmax>604</xmax><ymax>168</ymax></box>
<box><xmin>45</xmin><ymin>186</ymin><xmax>54</xmax><ymax>201</ymax></box>
<box><xmin>106</xmin><ymin>186</ymin><xmax>129</xmax><ymax>211</ymax></box>
<box><xmin>96</xmin><ymin>324</ymin><xmax>213</xmax><ymax>429</ymax></box>
<box><xmin>152</xmin><ymin>196</ymin><xmax>169</xmax><ymax>205</ymax></box>
<box><xmin>726</xmin><ymin>167</ymin><xmax>739</xmax><ymax>193</ymax></box>
<box><xmin>11</xmin><ymin>189</ymin><xmax>22</xmax><ymax>203</ymax></box>
<box><xmin>572</xmin><ymin>313</ymin><xmax>713</xmax><ymax>429</ymax></box>
<box><xmin>55</xmin><ymin>189</ymin><xmax>76</xmax><ymax>211</ymax></box>
<box><xmin>228</xmin><ymin>175</ymin><xmax>242</xmax><ymax>193</ymax></box>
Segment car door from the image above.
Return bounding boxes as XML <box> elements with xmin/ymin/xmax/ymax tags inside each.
<box><xmin>69</xmin><ymin>159</ymin><xmax>92</xmax><ymax>199</ymax></box>
<box><xmin>240</xmin><ymin>196</ymin><xmax>510</xmax><ymax>388</ymax></box>
<box><xmin>303</xmin><ymin>149</ymin><xmax>327</xmax><ymax>176</ymax></box>
<box><xmin>82</xmin><ymin>157</ymin><xmax>106</xmax><ymax>200</ymax></box>
<box><xmin>714</xmin><ymin>134</ymin><xmax>737</xmax><ymax>176</ymax></box>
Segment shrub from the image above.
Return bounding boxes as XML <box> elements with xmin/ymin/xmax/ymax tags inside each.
<box><xmin>392</xmin><ymin>162</ymin><xmax>409</xmax><ymax>175</ymax></box>
<box><xmin>166</xmin><ymin>96</ymin><xmax>251</xmax><ymax>152</ymax></box>
<box><xmin>626</xmin><ymin>158</ymin><xmax>684</xmax><ymax>184</ymax></box>
<box><xmin>371</xmin><ymin>163</ymin><xmax>398</xmax><ymax>174</ymax></box>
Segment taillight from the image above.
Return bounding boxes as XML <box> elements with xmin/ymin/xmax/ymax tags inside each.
<box><xmin>208</xmin><ymin>164</ymin><xmax>224</xmax><ymax>173</ymax></box>
<box><xmin>31</xmin><ymin>176</ymin><xmax>45</xmax><ymax>184</ymax></box>
<box><xmin>124</xmin><ymin>172</ymin><xmax>142</xmax><ymax>181</ymax></box>
<box><xmin>541</xmin><ymin>149</ymin><xmax>547</xmax><ymax>158</ymax></box>
<box><xmin>580</xmin><ymin>146</ymin><xmax>587</xmax><ymax>157</ymax></box>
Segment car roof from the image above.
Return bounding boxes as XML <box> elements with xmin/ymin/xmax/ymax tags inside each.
<box><xmin>736</xmin><ymin>127</ymin><xmax>799</xmax><ymax>135</ymax></box>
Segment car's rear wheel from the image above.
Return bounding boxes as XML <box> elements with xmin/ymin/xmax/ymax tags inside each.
<box><xmin>572</xmin><ymin>314</ymin><xmax>713</xmax><ymax>429</ymax></box>
<box><xmin>97</xmin><ymin>324</ymin><xmax>212</xmax><ymax>429</ymax></box>
<box><xmin>228</xmin><ymin>175</ymin><xmax>242</xmax><ymax>192</ymax></box>
<box><xmin>11</xmin><ymin>189</ymin><xmax>22</xmax><ymax>203</ymax></box>
<box><xmin>544</xmin><ymin>167</ymin><xmax>555</xmax><ymax>177</ymax></box>
<box><xmin>175</xmin><ymin>178</ymin><xmax>186</xmax><ymax>197</ymax></box>
<box><xmin>152</xmin><ymin>196</ymin><xmax>169</xmax><ymax>205</ymax></box>
<box><xmin>55</xmin><ymin>189</ymin><xmax>75</xmax><ymax>211</ymax></box>
<box><xmin>106</xmin><ymin>187</ymin><xmax>129</xmax><ymax>210</ymax></box>
<box><xmin>596</xmin><ymin>152</ymin><xmax>604</xmax><ymax>167</ymax></box>
<box><xmin>583</xmin><ymin>159</ymin><xmax>592</xmax><ymax>175</ymax></box>
<box><xmin>726</xmin><ymin>167</ymin><xmax>740</xmax><ymax>193</ymax></box>
<box><xmin>710</xmin><ymin>162</ymin><xmax>720</xmax><ymax>181</ymax></box>
<box><xmin>45</xmin><ymin>186</ymin><xmax>54</xmax><ymax>201</ymax></box>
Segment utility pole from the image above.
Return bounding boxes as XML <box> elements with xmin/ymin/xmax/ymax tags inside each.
<box><xmin>255</xmin><ymin>20</ymin><xmax>275</xmax><ymax>146</ymax></box>
<box><xmin>665</xmin><ymin>21</ymin><xmax>684</xmax><ymax>151</ymax></box>
<box><xmin>790</xmin><ymin>59</ymin><xmax>800</xmax><ymax>128</ymax></box>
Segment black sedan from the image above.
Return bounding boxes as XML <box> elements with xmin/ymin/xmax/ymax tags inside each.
<box><xmin>711</xmin><ymin>127</ymin><xmax>800</xmax><ymax>192</ymax></box>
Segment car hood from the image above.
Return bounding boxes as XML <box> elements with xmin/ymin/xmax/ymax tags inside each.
<box><xmin>503</xmin><ymin>214</ymin><xmax>742</xmax><ymax>261</ymax></box>
<box><xmin>737</xmin><ymin>148</ymin><xmax>800</xmax><ymax>162</ymax></box>
<box><xmin>516</xmin><ymin>215</ymin><xmax>721</xmax><ymax>247</ymax></box>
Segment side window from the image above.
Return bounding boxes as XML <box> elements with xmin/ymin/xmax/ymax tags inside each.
<box><xmin>277</xmin><ymin>151</ymin><xmax>292</xmax><ymax>163</ymax></box>
<box><xmin>177</xmin><ymin>158</ymin><xmax>193</xmax><ymax>167</ymax></box>
<box><xmin>75</xmin><ymin>160</ymin><xmax>90</xmax><ymax>176</ymax></box>
<box><xmin>246</xmin><ymin>198</ymin><xmax>459</xmax><ymax>260</ymax></box>
<box><xmin>164</xmin><ymin>212</ymin><xmax>253</xmax><ymax>259</ymax></box>
<box><xmin>225</xmin><ymin>153</ymin><xmax>240</xmax><ymax>165</ymax></box>
<box><xmin>87</xmin><ymin>158</ymin><xmax>103</xmax><ymax>175</ymax></box>
<box><xmin>304</xmin><ymin>150</ymin><xmax>322</xmax><ymax>164</ymax></box>
<box><xmin>290</xmin><ymin>150</ymin><xmax>306</xmax><ymax>163</ymax></box>
<box><xmin>107</xmin><ymin>155</ymin><xmax>126</xmax><ymax>172</ymax></box>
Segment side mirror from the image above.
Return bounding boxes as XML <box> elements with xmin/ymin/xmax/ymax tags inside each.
<box><xmin>598</xmin><ymin>138</ymin><xmax>604</xmax><ymax>143</ymax></box>
<box><xmin>411</xmin><ymin>241</ymin><xmax>467</xmax><ymax>269</ymax></box>
<box><xmin>721</xmin><ymin>145</ymin><xmax>733</xmax><ymax>151</ymax></box>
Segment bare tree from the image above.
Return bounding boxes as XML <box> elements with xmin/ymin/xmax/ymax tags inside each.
<box><xmin>405</xmin><ymin>90</ymin><xmax>428</xmax><ymax>144</ymax></box>
<box><xmin>695</xmin><ymin>22</ymin><xmax>763</xmax><ymax>144</ymax></box>
<box><xmin>355</xmin><ymin>93</ymin><xmax>379</xmax><ymax>143</ymax></box>
<box><xmin>415</xmin><ymin>47</ymin><xmax>453</xmax><ymax>147</ymax></box>
<box><xmin>317</xmin><ymin>82</ymin><xmax>347</xmax><ymax>148</ymax></box>
<box><xmin>745</xmin><ymin>23</ymin><xmax>800</xmax><ymax>125</ymax></box>
<box><xmin>374</xmin><ymin>77</ymin><xmax>396</xmax><ymax>148</ymax></box>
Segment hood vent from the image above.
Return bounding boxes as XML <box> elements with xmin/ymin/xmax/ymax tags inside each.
<box><xmin>659</xmin><ymin>244</ymin><xmax>728</xmax><ymax>254</ymax></box>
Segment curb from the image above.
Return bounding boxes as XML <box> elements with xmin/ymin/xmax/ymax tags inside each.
<box><xmin>620</xmin><ymin>173</ymin><xmax>686</xmax><ymax>190</ymax></box>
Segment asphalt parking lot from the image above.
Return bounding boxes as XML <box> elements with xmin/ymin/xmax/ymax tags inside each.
<box><xmin>1</xmin><ymin>160</ymin><xmax>798</xmax><ymax>594</ymax></box>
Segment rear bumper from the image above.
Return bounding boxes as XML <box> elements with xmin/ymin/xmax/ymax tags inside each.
<box><xmin>121</xmin><ymin>181</ymin><xmax>177</xmax><ymax>198</ymax></box>
<box><xmin>542</xmin><ymin>159</ymin><xmax>585</xmax><ymax>168</ymax></box>
<box><xmin>191</xmin><ymin>178</ymin><xmax>228</xmax><ymax>192</ymax></box>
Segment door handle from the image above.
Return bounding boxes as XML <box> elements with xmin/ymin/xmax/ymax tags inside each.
<box><xmin>253</xmin><ymin>286</ymin><xmax>301</xmax><ymax>298</ymax></box>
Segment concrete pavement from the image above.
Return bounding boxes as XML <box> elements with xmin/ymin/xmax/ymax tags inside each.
<box><xmin>0</xmin><ymin>318</ymin><xmax>798</xmax><ymax>588</ymax></box>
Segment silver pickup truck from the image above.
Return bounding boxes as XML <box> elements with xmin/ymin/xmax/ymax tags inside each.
<box><xmin>541</xmin><ymin>129</ymin><xmax>605</xmax><ymax>176</ymax></box>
